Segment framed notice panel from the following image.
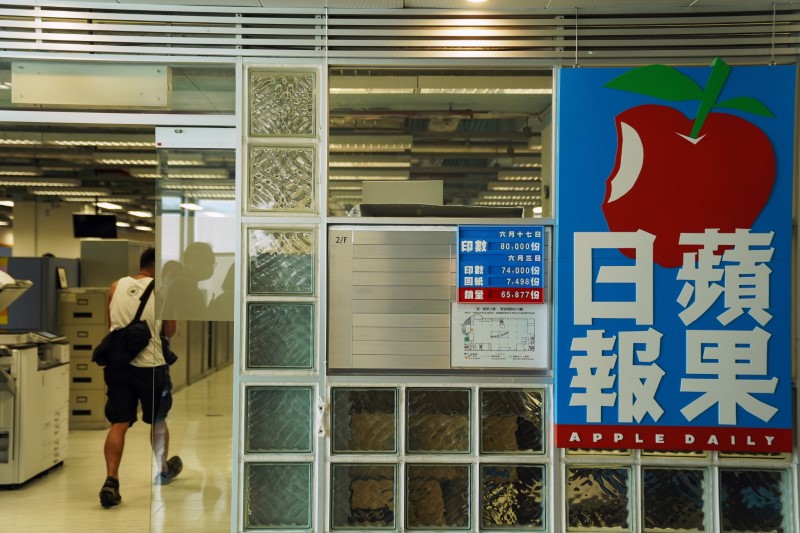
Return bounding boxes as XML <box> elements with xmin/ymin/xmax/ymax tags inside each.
<box><xmin>555</xmin><ymin>60</ymin><xmax>795</xmax><ymax>452</ymax></box>
<box><xmin>328</xmin><ymin>225</ymin><xmax>552</xmax><ymax>373</ymax></box>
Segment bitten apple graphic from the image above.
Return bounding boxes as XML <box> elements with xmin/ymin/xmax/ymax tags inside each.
<box><xmin>601</xmin><ymin>58</ymin><xmax>777</xmax><ymax>268</ymax></box>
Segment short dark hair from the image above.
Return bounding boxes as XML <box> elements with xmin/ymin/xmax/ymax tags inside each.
<box><xmin>140</xmin><ymin>247</ymin><xmax>156</xmax><ymax>270</ymax></box>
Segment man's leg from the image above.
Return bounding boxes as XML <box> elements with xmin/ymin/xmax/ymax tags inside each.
<box><xmin>104</xmin><ymin>422</ymin><xmax>129</xmax><ymax>479</ymax></box>
<box><xmin>100</xmin><ymin>422</ymin><xmax>129</xmax><ymax>507</ymax></box>
<box><xmin>151</xmin><ymin>419</ymin><xmax>170</xmax><ymax>472</ymax></box>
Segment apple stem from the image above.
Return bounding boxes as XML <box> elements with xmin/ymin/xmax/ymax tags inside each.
<box><xmin>690</xmin><ymin>58</ymin><xmax>731</xmax><ymax>138</ymax></box>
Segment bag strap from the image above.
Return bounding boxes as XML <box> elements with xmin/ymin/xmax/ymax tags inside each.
<box><xmin>131</xmin><ymin>280</ymin><xmax>155</xmax><ymax>323</ymax></box>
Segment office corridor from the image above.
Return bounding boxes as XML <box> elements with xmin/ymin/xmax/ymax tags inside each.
<box><xmin>0</xmin><ymin>365</ymin><xmax>233</xmax><ymax>532</ymax></box>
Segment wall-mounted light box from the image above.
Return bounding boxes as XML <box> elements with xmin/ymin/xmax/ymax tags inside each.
<box><xmin>12</xmin><ymin>62</ymin><xmax>170</xmax><ymax>108</ymax></box>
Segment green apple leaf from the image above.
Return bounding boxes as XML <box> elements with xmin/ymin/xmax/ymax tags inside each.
<box><xmin>715</xmin><ymin>96</ymin><xmax>775</xmax><ymax>118</ymax></box>
<box><xmin>604</xmin><ymin>64</ymin><xmax>705</xmax><ymax>101</ymax></box>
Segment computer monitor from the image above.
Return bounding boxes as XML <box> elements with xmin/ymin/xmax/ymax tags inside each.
<box><xmin>72</xmin><ymin>213</ymin><xmax>118</xmax><ymax>239</ymax></box>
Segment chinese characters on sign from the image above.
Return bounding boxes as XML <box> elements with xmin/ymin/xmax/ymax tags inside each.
<box><xmin>457</xmin><ymin>226</ymin><xmax>545</xmax><ymax>303</ymax></box>
<box><xmin>555</xmin><ymin>64</ymin><xmax>794</xmax><ymax>453</ymax></box>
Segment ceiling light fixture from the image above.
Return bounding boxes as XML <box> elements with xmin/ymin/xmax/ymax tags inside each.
<box><xmin>30</xmin><ymin>189</ymin><xmax>110</xmax><ymax>197</ymax></box>
<box><xmin>179</xmin><ymin>202</ymin><xmax>203</xmax><ymax>211</ymax></box>
<box><xmin>133</xmin><ymin>225</ymin><xmax>153</xmax><ymax>232</ymax></box>
<box><xmin>128</xmin><ymin>210</ymin><xmax>153</xmax><ymax>218</ymax></box>
<box><xmin>0</xmin><ymin>178</ymin><xmax>80</xmax><ymax>187</ymax></box>
<box><xmin>95</xmin><ymin>201</ymin><xmax>123</xmax><ymax>210</ymax></box>
<box><xmin>329</xmin><ymin>135</ymin><xmax>412</xmax><ymax>153</ymax></box>
<box><xmin>115</xmin><ymin>221</ymin><xmax>131</xmax><ymax>228</ymax></box>
<box><xmin>329</xmin><ymin>169</ymin><xmax>410</xmax><ymax>181</ymax></box>
<box><xmin>0</xmin><ymin>200</ymin><xmax>13</xmax><ymax>207</ymax></box>
<box><xmin>329</xmin><ymin>155</ymin><xmax>411</xmax><ymax>168</ymax></box>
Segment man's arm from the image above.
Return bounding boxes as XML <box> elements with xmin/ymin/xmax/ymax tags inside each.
<box><xmin>105</xmin><ymin>280</ymin><xmax>118</xmax><ymax>327</ymax></box>
<box><xmin>162</xmin><ymin>319</ymin><xmax>177</xmax><ymax>338</ymax></box>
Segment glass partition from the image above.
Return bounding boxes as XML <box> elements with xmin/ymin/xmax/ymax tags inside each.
<box><xmin>328</xmin><ymin>68</ymin><xmax>553</xmax><ymax>218</ymax></box>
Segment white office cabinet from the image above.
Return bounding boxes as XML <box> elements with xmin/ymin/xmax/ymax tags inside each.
<box><xmin>0</xmin><ymin>345</ymin><xmax>69</xmax><ymax>487</ymax></box>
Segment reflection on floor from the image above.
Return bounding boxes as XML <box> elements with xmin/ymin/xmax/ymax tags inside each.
<box><xmin>0</xmin><ymin>365</ymin><xmax>233</xmax><ymax>533</ymax></box>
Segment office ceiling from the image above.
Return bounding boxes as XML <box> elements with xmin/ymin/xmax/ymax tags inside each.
<box><xmin>75</xmin><ymin>0</ymin><xmax>799</xmax><ymax>8</ymax></box>
<box><xmin>0</xmin><ymin>1</ymin><xmax>793</xmax><ymax>227</ymax></box>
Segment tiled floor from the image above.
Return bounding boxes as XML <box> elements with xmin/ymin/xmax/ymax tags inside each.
<box><xmin>0</xmin><ymin>365</ymin><xmax>233</xmax><ymax>533</ymax></box>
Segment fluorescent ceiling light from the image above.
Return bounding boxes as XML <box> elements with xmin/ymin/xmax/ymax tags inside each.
<box><xmin>0</xmin><ymin>131</ymin><xmax>41</xmax><ymax>145</ymax></box>
<box><xmin>186</xmin><ymin>192</ymin><xmax>235</xmax><ymax>200</ymax></box>
<box><xmin>202</xmin><ymin>211</ymin><xmax>226</xmax><ymax>218</ymax></box>
<box><xmin>330</xmin><ymin>75</ymin><xmax>417</xmax><ymax>95</ymax></box>
<box><xmin>160</xmin><ymin>183</ymin><xmax>234</xmax><ymax>190</ymax></box>
<box><xmin>93</xmin><ymin>154</ymin><xmax>157</xmax><ymax>166</ymax></box>
<box><xmin>511</xmin><ymin>157</ymin><xmax>542</xmax><ymax>168</ymax></box>
<box><xmin>42</xmin><ymin>133</ymin><xmax>154</xmax><ymax>147</ymax></box>
<box><xmin>0</xmin><ymin>200</ymin><xmax>13</xmax><ymax>207</ymax></box>
<box><xmin>62</xmin><ymin>197</ymin><xmax>132</xmax><ymax>203</ymax></box>
<box><xmin>533</xmin><ymin>206</ymin><xmax>543</xmax><ymax>215</ymax></box>
<box><xmin>329</xmin><ymin>135</ymin><xmax>412</xmax><ymax>153</ymax></box>
<box><xmin>418</xmin><ymin>75</ymin><xmax>551</xmax><ymax>94</ymax></box>
<box><xmin>488</xmin><ymin>182</ymin><xmax>541</xmax><ymax>192</ymax></box>
<box><xmin>0</xmin><ymin>220</ymin><xmax>9</xmax><ymax>226</ymax></box>
<box><xmin>134</xmin><ymin>225</ymin><xmax>153</xmax><ymax>232</ymax></box>
<box><xmin>329</xmin><ymin>169</ymin><xmax>410</xmax><ymax>181</ymax></box>
<box><xmin>179</xmin><ymin>202</ymin><xmax>203</xmax><ymax>211</ymax></box>
<box><xmin>329</xmin><ymin>155</ymin><xmax>411</xmax><ymax>168</ymax></box>
<box><xmin>116</xmin><ymin>221</ymin><xmax>131</xmax><ymax>228</ymax></box>
<box><xmin>93</xmin><ymin>153</ymin><xmax>204</xmax><ymax>166</ymax></box>
<box><xmin>30</xmin><ymin>189</ymin><xmax>110</xmax><ymax>197</ymax></box>
<box><xmin>497</xmin><ymin>171</ymin><xmax>541</xmax><ymax>181</ymax></box>
<box><xmin>471</xmin><ymin>199</ymin><xmax>539</xmax><ymax>207</ymax></box>
<box><xmin>133</xmin><ymin>169</ymin><xmax>228</xmax><ymax>179</ymax></box>
<box><xmin>0</xmin><ymin>167</ymin><xmax>41</xmax><ymax>176</ymax></box>
<box><xmin>128</xmin><ymin>210</ymin><xmax>153</xmax><ymax>218</ymax></box>
<box><xmin>95</xmin><ymin>201</ymin><xmax>123</xmax><ymax>210</ymax></box>
<box><xmin>0</xmin><ymin>178</ymin><xmax>79</xmax><ymax>187</ymax></box>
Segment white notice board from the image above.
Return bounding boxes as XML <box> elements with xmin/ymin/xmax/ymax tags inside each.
<box><xmin>450</xmin><ymin>302</ymin><xmax>549</xmax><ymax>369</ymax></box>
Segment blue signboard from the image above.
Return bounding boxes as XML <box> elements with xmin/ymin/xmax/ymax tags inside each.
<box><xmin>554</xmin><ymin>60</ymin><xmax>795</xmax><ymax>452</ymax></box>
<box><xmin>457</xmin><ymin>225</ymin><xmax>545</xmax><ymax>303</ymax></box>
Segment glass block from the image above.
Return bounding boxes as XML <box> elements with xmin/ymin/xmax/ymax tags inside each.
<box><xmin>481</xmin><ymin>464</ymin><xmax>544</xmax><ymax>529</ymax></box>
<box><xmin>480</xmin><ymin>389</ymin><xmax>544</xmax><ymax>454</ymax></box>
<box><xmin>719</xmin><ymin>451</ymin><xmax>789</xmax><ymax>460</ymax></box>
<box><xmin>565</xmin><ymin>448</ymin><xmax>631</xmax><ymax>455</ymax></box>
<box><xmin>331</xmin><ymin>464</ymin><xmax>395</xmax><ymax>529</ymax></box>
<box><xmin>407</xmin><ymin>388</ymin><xmax>469</xmax><ymax>453</ymax></box>
<box><xmin>246</xmin><ymin>387</ymin><xmax>313</xmax><ymax>453</ymax></box>
<box><xmin>332</xmin><ymin>388</ymin><xmax>396</xmax><ymax>453</ymax></box>
<box><xmin>248</xmin><ymin>145</ymin><xmax>314</xmax><ymax>212</ymax></box>
<box><xmin>406</xmin><ymin>464</ymin><xmax>470</xmax><ymax>530</ymax></box>
<box><xmin>720</xmin><ymin>469</ymin><xmax>787</xmax><ymax>532</ymax></box>
<box><xmin>249</xmin><ymin>70</ymin><xmax>315</xmax><ymax>137</ymax></box>
<box><xmin>643</xmin><ymin>468</ymin><xmax>706</xmax><ymax>532</ymax></box>
<box><xmin>248</xmin><ymin>229</ymin><xmax>314</xmax><ymax>295</ymax></box>
<box><xmin>566</xmin><ymin>467</ymin><xmax>630</xmax><ymax>531</ymax></box>
<box><xmin>247</xmin><ymin>302</ymin><xmax>313</xmax><ymax>369</ymax></box>
<box><xmin>642</xmin><ymin>449</ymin><xmax>708</xmax><ymax>457</ymax></box>
<box><xmin>245</xmin><ymin>462</ymin><xmax>312</xmax><ymax>530</ymax></box>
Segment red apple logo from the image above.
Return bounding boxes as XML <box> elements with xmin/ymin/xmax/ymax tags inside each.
<box><xmin>601</xmin><ymin>58</ymin><xmax>777</xmax><ymax>268</ymax></box>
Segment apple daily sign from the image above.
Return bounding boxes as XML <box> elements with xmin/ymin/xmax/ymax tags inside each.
<box><xmin>554</xmin><ymin>59</ymin><xmax>795</xmax><ymax>452</ymax></box>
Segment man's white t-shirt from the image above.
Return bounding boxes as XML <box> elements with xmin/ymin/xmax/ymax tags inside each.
<box><xmin>109</xmin><ymin>276</ymin><xmax>166</xmax><ymax>367</ymax></box>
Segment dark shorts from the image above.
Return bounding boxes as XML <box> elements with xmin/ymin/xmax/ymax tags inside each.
<box><xmin>103</xmin><ymin>364</ymin><xmax>173</xmax><ymax>425</ymax></box>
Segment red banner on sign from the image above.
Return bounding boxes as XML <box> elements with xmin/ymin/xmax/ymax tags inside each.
<box><xmin>555</xmin><ymin>424</ymin><xmax>792</xmax><ymax>453</ymax></box>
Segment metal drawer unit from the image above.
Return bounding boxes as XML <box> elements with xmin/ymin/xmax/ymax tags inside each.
<box><xmin>58</xmin><ymin>289</ymin><xmax>108</xmax><ymax>429</ymax></box>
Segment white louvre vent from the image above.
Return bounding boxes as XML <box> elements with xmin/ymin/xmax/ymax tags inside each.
<box><xmin>0</xmin><ymin>2</ymin><xmax>798</xmax><ymax>64</ymax></box>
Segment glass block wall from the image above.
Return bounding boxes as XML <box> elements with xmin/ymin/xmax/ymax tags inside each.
<box><xmin>240</xmin><ymin>66</ymin><xmax>320</xmax><ymax>531</ymax></box>
<box><xmin>236</xmin><ymin>63</ymin><xmax>799</xmax><ymax>533</ymax></box>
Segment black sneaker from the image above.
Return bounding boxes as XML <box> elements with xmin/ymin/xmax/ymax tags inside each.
<box><xmin>99</xmin><ymin>477</ymin><xmax>121</xmax><ymax>508</ymax></box>
<box><xmin>154</xmin><ymin>455</ymin><xmax>183</xmax><ymax>485</ymax></box>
